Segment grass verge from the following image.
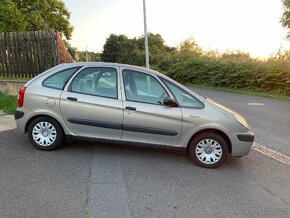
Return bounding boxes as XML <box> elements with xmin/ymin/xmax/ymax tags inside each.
<box><xmin>188</xmin><ymin>84</ymin><xmax>290</xmax><ymax>101</ymax></box>
<box><xmin>0</xmin><ymin>92</ymin><xmax>17</xmax><ymax>114</ymax></box>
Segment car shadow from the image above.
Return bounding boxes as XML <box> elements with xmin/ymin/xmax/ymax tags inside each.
<box><xmin>0</xmin><ymin>128</ymin><xmax>244</xmax><ymax>171</ymax></box>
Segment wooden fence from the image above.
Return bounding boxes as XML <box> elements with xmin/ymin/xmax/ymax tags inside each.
<box><xmin>0</xmin><ymin>30</ymin><xmax>74</xmax><ymax>78</ymax></box>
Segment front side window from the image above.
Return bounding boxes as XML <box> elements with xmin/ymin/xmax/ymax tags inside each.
<box><xmin>123</xmin><ymin>69</ymin><xmax>169</xmax><ymax>105</ymax></box>
<box><xmin>71</xmin><ymin>67</ymin><xmax>118</xmax><ymax>99</ymax></box>
<box><xmin>43</xmin><ymin>67</ymin><xmax>80</xmax><ymax>90</ymax></box>
<box><xmin>161</xmin><ymin>78</ymin><xmax>203</xmax><ymax>108</ymax></box>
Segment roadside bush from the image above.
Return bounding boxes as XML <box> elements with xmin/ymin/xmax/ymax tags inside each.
<box><xmin>165</xmin><ymin>56</ymin><xmax>290</xmax><ymax>95</ymax></box>
<box><xmin>100</xmin><ymin>33</ymin><xmax>290</xmax><ymax>96</ymax></box>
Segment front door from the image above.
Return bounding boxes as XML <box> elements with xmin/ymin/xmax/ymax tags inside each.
<box><xmin>60</xmin><ymin>66</ymin><xmax>123</xmax><ymax>140</ymax></box>
<box><xmin>121</xmin><ymin>69</ymin><xmax>183</xmax><ymax>146</ymax></box>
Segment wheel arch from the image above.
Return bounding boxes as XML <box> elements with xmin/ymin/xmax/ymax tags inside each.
<box><xmin>25</xmin><ymin>114</ymin><xmax>65</xmax><ymax>134</ymax></box>
<box><xmin>187</xmin><ymin>128</ymin><xmax>232</xmax><ymax>154</ymax></box>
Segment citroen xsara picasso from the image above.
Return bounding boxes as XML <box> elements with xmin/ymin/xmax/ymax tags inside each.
<box><xmin>15</xmin><ymin>63</ymin><xmax>254</xmax><ymax>168</ymax></box>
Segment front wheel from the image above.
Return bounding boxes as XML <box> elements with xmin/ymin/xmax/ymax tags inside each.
<box><xmin>188</xmin><ymin>132</ymin><xmax>228</xmax><ymax>168</ymax></box>
<box><xmin>28</xmin><ymin>117</ymin><xmax>64</xmax><ymax>151</ymax></box>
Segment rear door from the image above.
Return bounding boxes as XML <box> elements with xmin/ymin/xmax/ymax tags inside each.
<box><xmin>60</xmin><ymin>66</ymin><xmax>123</xmax><ymax>140</ymax></box>
<box><xmin>120</xmin><ymin>68</ymin><xmax>183</xmax><ymax>146</ymax></box>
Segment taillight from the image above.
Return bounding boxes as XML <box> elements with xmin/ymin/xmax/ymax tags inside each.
<box><xmin>18</xmin><ymin>87</ymin><xmax>26</xmax><ymax>107</ymax></box>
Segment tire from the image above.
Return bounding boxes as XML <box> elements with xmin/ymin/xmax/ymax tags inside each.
<box><xmin>188</xmin><ymin>132</ymin><xmax>228</xmax><ymax>168</ymax></box>
<box><xmin>28</xmin><ymin>116</ymin><xmax>64</xmax><ymax>151</ymax></box>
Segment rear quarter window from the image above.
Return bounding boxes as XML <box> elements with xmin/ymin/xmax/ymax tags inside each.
<box><xmin>42</xmin><ymin>67</ymin><xmax>81</xmax><ymax>90</ymax></box>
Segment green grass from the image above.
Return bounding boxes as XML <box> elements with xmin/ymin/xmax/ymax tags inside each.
<box><xmin>0</xmin><ymin>92</ymin><xmax>17</xmax><ymax>114</ymax></box>
<box><xmin>84</xmin><ymin>207</ymin><xmax>89</xmax><ymax>218</ymax></box>
<box><xmin>188</xmin><ymin>83</ymin><xmax>290</xmax><ymax>101</ymax></box>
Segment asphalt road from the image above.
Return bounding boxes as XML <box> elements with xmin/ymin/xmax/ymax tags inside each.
<box><xmin>1</xmin><ymin>114</ymin><xmax>290</xmax><ymax>217</ymax></box>
<box><xmin>192</xmin><ymin>88</ymin><xmax>290</xmax><ymax>157</ymax></box>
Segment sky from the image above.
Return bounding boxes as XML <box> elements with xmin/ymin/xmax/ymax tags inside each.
<box><xmin>62</xmin><ymin>0</ymin><xmax>290</xmax><ymax>58</ymax></box>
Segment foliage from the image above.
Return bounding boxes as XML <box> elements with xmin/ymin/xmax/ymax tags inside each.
<box><xmin>77</xmin><ymin>51</ymin><xmax>101</xmax><ymax>62</ymax></box>
<box><xmin>100</xmin><ymin>32</ymin><xmax>290</xmax><ymax>96</ymax></box>
<box><xmin>281</xmin><ymin>0</ymin><xmax>290</xmax><ymax>39</ymax></box>
<box><xmin>0</xmin><ymin>92</ymin><xmax>17</xmax><ymax>114</ymax></box>
<box><xmin>0</xmin><ymin>0</ymin><xmax>73</xmax><ymax>39</ymax></box>
<box><xmin>166</xmin><ymin>55</ymin><xmax>290</xmax><ymax>95</ymax></box>
<box><xmin>101</xmin><ymin>34</ymin><xmax>129</xmax><ymax>62</ymax></box>
<box><xmin>101</xmin><ymin>33</ymin><xmax>176</xmax><ymax>67</ymax></box>
<box><xmin>0</xmin><ymin>0</ymin><xmax>26</xmax><ymax>32</ymax></box>
<box><xmin>177</xmin><ymin>38</ymin><xmax>203</xmax><ymax>56</ymax></box>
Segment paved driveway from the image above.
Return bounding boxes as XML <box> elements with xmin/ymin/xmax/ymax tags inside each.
<box><xmin>1</xmin><ymin>114</ymin><xmax>290</xmax><ymax>217</ymax></box>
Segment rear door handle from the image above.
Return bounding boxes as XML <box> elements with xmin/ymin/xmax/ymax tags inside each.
<box><xmin>67</xmin><ymin>97</ymin><xmax>78</xmax><ymax>101</ymax></box>
<box><xmin>125</xmin><ymin>106</ymin><xmax>136</xmax><ymax>111</ymax></box>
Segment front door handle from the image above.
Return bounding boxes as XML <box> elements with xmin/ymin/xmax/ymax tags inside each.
<box><xmin>67</xmin><ymin>97</ymin><xmax>78</xmax><ymax>101</ymax></box>
<box><xmin>125</xmin><ymin>106</ymin><xmax>136</xmax><ymax>111</ymax></box>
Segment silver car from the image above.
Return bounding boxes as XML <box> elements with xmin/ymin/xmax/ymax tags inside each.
<box><xmin>15</xmin><ymin>62</ymin><xmax>254</xmax><ymax>168</ymax></box>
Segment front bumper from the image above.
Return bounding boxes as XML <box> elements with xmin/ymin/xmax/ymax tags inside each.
<box><xmin>228</xmin><ymin>130</ymin><xmax>254</xmax><ymax>157</ymax></box>
<box><xmin>237</xmin><ymin>131</ymin><xmax>254</xmax><ymax>142</ymax></box>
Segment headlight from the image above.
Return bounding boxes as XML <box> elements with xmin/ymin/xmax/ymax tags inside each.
<box><xmin>234</xmin><ymin>114</ymin><xmax>250</xmax><ymax>129</ymax></box>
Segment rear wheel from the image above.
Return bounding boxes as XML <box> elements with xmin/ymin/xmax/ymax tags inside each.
<box><xmin>28</xmin><ymin>117</ymin><xmax>63</xmax><ymax>150</ymax></box>
<box><xmin>188</xmin><ymin>132</ymin><xmax>228</xmax><ymax>168</ymax></box>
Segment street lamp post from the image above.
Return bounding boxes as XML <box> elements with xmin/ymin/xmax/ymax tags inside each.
<box><xmin>143</xmin><ymin>0</ymin><xmax>149</xmax><ymax>68</ymax></box>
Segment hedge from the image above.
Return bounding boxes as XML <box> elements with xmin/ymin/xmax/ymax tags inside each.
<box><xmin>165</xmin><ymin>56</ymin><xmax>290</xmax><ymax>95</ymax></box>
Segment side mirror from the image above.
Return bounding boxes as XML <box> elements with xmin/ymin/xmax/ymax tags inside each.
<box><xmin>163</xmin><ymin>97</ymin><xmax>179</xmax><ymax>107</ymax></box>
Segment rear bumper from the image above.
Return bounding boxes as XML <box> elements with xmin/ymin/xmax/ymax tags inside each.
<box><xmin>228</xmin><ymin>130</ymin><xmax>254</xmax><ymax>157</ymax></box>
<box><xmin>14</xmin><ymin>107</ymin><xmax>32</xmax><ymax>133</ymax></box>
<box><xmin>14</xmin><ymin>110</ymin><xmax>24</xmax><ymax>120</ymax></box>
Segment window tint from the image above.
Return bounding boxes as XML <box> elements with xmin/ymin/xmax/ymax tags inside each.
<box><xmin>43</xmin><ymin>67</ymin><xmax>80</xmax><ymax>90</ymax></box>
<box><xmin>123</xmin><ymin>69</ymin><xmax>168</xmax><ymax>105</ymax></box>
<box><xmin>162</xmin><ymin>78</ymin><xmax>203</xmax><ymax>108</ymax></box>
<box><xmin>71</xmin><ymin>67</ymin><xmax>118</xmax><ymax>99</ymax></box>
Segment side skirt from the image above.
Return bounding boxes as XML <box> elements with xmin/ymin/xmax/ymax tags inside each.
<box><xmin>65</xmin><ymin>135</ymin><xmax>186</xmax><ymax>153</ymax></box>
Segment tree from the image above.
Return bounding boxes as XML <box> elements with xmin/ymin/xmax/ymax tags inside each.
<box><xmin>0</xmin><ymin>0</ymin><xmax>73</xmax><ymax>39</ymax></box>
<box><xmin>178</xmin><ymin>38</ymin><xmax>203</xmax><ymax>56</ymax></box>
<box><xmin>0</xmin><ymin>1</ymin><xmax>26</xmax><ymax>32</ymax></box>
<box><xmin>101</xmin><ymin>33</ymin><xmax>176</xmax><ymax>66</ymax></box>
<box><xmin>135</xmin><ymin>33</ymin><xmax>175</xmax><ymax>55</ymax></box>
<box><xmin>101</xmin><ymin>34</ymin><xmax>128</xmax><ymax>62</ymax></box>
<box><xmin>281</xmin><ymin>0</ymin><xmax>290</xmax><ymax>39</ymax></box>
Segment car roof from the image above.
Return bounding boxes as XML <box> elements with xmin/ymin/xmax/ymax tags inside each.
<box><xmin>61</xmin><ymin>62</ymin><xmax>164</xmax><ymax>77</ymax></box>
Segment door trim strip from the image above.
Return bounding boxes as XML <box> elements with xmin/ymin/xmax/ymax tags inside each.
<box><xmin>68</xmin><ymin>118</ymin><xmax>122</xmax><ymax>130</ymax></box>
<box><xmin>67</xmin><ymin>118</ymin><xmax>178</xmax><ymax>136</ymax></box>
<box><xmin>122</xmin><ymin>124</ymin><xmax>177</xmax><ymax>136</ymax></box>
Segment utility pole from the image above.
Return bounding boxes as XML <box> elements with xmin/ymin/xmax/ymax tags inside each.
<box><xmin>143</xmin><ymin>0</ymin><xmax>149</xmax><ymax>68</ymax></box>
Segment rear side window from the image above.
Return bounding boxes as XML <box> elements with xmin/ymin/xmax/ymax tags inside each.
<box><xmin>42</xmin><ymin>67</ymin><xmax>80</xmax><ymax>90</ymax></box>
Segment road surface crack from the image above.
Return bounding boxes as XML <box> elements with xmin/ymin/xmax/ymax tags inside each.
<box><xmin>118</xmin><ymin>147</ymin><xmax>132</xmax><ymax>218</ymax></box>
<box><xmin>84</xmin><ymin>146</ymin><xmax>94</xmax><ymax>218</ymax></box>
